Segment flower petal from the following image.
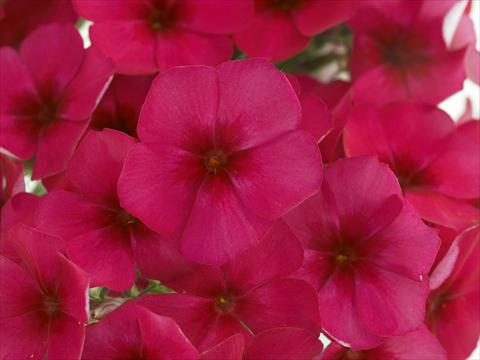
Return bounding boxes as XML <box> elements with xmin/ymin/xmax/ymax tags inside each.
<box><xmin>19</xmin><ymin>24</ymin><xmax>84</xmax><ymax>98</ymax></box>
<box><xmin>245</xmin><ymin>328</ymin><xmax>323</xmax><ymax>360</ymax></box>
<box><xmin>137</xmin><ymin>65</ymin><xmax>218</xmax><ymax>148</ymax></box>
<box><xmin>293</xmin><ymin>0</ymin><xmax>355</xmax><ymax>35</ymax></box>
<box><xmin>237</xmin><ymin>278</ymin><xmax>321</xmax><ymax>335</ymax></box>
<box><xmin>137</xmin><ymin>294</ymin><xmax>217</xmax><ymax>347</ymax></box>
<box><xmin>234</xmin><ymin>11</ymin><xmax>309</xmax><ymax>61</ymax></box>
<box><xmin>47</xmin><ymin>313</ymin><xmax>86</xmax><ymax>360</ymax></box>
<box><xmin>216</xmin><ymin>59</ymin><xmax>301</xmax><ymax>150</ymax></box>
<box><xmin>223</xmin><ymin>220</ymin><xmax>304</xmax><ymax>294</ymax></box>
<box><xmin>318</xmin><ymin>269</ymin><xmax>384</xmax><ymax>350</ymax></box>
<box><xmin>155</xmin><ymin>31</ymin><xmax>232</xmax><ymax>70</ymax></box>
<box><xmin>200</xmin><ymin>334</ymin><xmax>244</xmax><ymax>360</ymax></box>
<box><xmin>89</xmin><ymin>21</ymin><xmax>157</xmax><ymax>75</ymax></box>
<box><xmin>118</xmin><ymin>143</ymin><xmax>204</xmax><ymax>235</ymax></box>
<box><xmin>57</xmin><ymin>46</ymin><xmax>114</xmax><ymax>122</ymax></box>
<box><xmin>67</xmin><ymin>129</ymin><xmax>136</xmax><ymax>205</ymax></box>
<box><xmin>230</xmin><ymin>131</ymin><xmax>322</xmax><ymax>220</ymax></box>
<box><xmin>32</xmin><ymin>119</ymin><xmax>89</xmax><ymax>179</ymax></box>
<box><xmin>136</xmin><ymin>305</ymin><xmax>199</xmax><ymax>359</ymax></box>
<box><xmin>355</xmin><ymin>265</ymin><xmax>429</xmax><ymax>337</ymax></box>
<box><xmin>181</xmin><ymin>175</ymin><xmax>271</xmax><ymax>265</ymax></box>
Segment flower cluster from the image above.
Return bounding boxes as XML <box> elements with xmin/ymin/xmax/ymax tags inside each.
<box><xmin>0</xmin><ymin>0</ymin><xmax>479</xmax><ymax>359</ymax></box>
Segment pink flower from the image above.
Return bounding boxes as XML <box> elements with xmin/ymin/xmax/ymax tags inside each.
<box><xmin>36</xmin><ymin>129</ymin><xmax>185</xmax><ymax>291</ymax></box>
<box><xmin>83</xmin><ymin>302</ymin><xmax>199</xmax><ymax>359</ymax></box>
<box><xmin>136</xmin><ymin>221</ymin><xmax>321</xmax><ymax>350</ymax></box>
<box><xmin>234</xmin><ymin>0</ymin><xmax>356</xmax><ymax>61</ymax></box>
<box><xmin>344</xmin><ymin>102</ymin><xmax>480</xmax><ymax>231</ymax></box>
<box><xmin>0</xmin><ymin>225</ymin><xmax>89</xmax><ymax>360</ymax></box>
<box><xmin>0</xmin><ymin>153</ymin><xmax>24</xmax><ymax>207</ymax></box>
<box><xmin>348</xmin><ymin>0</ymin><xmax>466</xmax><ymax>105</ymax></box>
<box><xmin>90</xmin><ymin>74</ymin><xmax>155</xmax><ymax>137</ymax></box>
<box><xmin>322</xmin><ymin>326</ymin><xmax>446</xmax><ymax>360</ymax></box>
<box><xmin>284</xmin><ymin>156</ymin><xmax>440</xmax><ymax>349</ymax></box>
<box><xmin>118</xmin><ymin>59</ymin><xmax>323</xmax><ymax>265</ymax></box>
<box><xmin>73</xmin><ymin>0</ymin><xmax>253</xmax><ymax>75</ymax></box>
<box><xmin>200</xmin><ymin>328</ymin><xmax>323</xmax><ymax>360</ymax></box>
<box><xmin>0</xmin><ymin>24</ymin><xmax>115</xmax><ymax>180</ymax></box>
<box><xmin>427</xmin><ymin>225</ymin><xmax>480</xmax><ymax>359</ymax></box>
<box><xmin>0</xmin><ymin>0</ymin><xmax>77</xmax><ymax>47</ymax></box>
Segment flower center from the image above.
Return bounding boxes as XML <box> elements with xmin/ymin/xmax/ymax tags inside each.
<box><xmin>204</xmin><ymin>150</ymin><xmax>228</xmax><ymax>173</ymax></box>
<box><xmin>149</xmin><ymin>1</ymin><xmax>178</xmax><ymax>31</ymax></box>
<box><xmin>269</xmin><ymin>0</ymin><xmax>301</xmax><ymax>11</ymax></box>
<box><xmin>116</xmin><ymin>210</ymin><xmax>138</xmax><ymax>227</ymax></box>
<box><xmin>42</xmin><ymin>294</ymin><xmax>60</xmax><ymax>317</ymax></box>
<box><xmin>334</xmin><ymin>245</ymin><xmax>356</xmax><ymax>268</ymax></box>
<box><xmin>215</xmin><ymin>294</ymin><xmax>235</xmax><ymax>312</ymax></box>
<box><xmin>381</xmin><ymin>36</ymin><xmax>429</xmax><ymax>69</ymax></box>
<box><xmin>427</xmin><ymin>291</ymin><xmax>449</xmax><ymax>320</ymax></box>
<box><xmin>37</xmin><ymin>101</ymin><xmax>58</xmax><ymax>126</ymax></box>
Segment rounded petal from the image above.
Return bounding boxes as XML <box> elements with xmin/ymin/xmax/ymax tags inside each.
<box><xmin>131</xmin><ymin>226</ymin><xmax>192</xmax><ymax>285</ymax></box>
<box><xmin>298</xmin><ymin>92</ymin><xmax>333</xmax><ymax>142</ymax></box>
<box><xmin>67</xmin><ymin>129</ymin><xmax>136</xmax><ymax>205</ymax></box>
<box><xmin>0</xmin><ymin>154</ymin><xmax>24</xmax><ymax>207</ymax></box>
<box><xmin>355</xmin><ymin>265</ymin><xmax>429</xmax><ymax>337</ymax></box>
<box><xmin>0</xmin><ymin>192</ymin><xmax>40</xmax><ymax>258</ymax></box>
<box><xmin>47</xmin><ymin>313</ymin><xmax>86</xmax><ymax>360</ymax></box>
<box><xmin>237</xmin><ymin>278</ymin><xmax>321</xmax><ymax>335</ymax></box>
<box><xmin>36</xmin><ymin>190</ymin><xmax>112</xmax><ymax>240</ymax></box>
<box><xmin>363</xmin><ymin>202</ymin><xmax>440</xmax><ymax>281</ymax></box>
<box><xmin>91</xmin><ymin>74</ymin><xmax>154</xmax><ymax>136</ymax></box>
<box><xmin>370</xmin><ymin>326</ymin><xmax>447</xmax><ymax>360</ymax></box>
<box><xmin>137</xmin><ymin>294</ymin><xmax>216</xmax><ymax>347</ymax></box>
<box><xmin>292</xmin><ymin>0</ymin><xmax>355</xmax><ymax>35</ymax></box>
<box><xmin>223</xmin><ymin>220</ymin><xmax>304</xmax><ymax>294</ymax></box>
<box><xmin>19</xmin><ymin>24</ymin><xmax>84</xmax><ymax>98</ymax></box>
<box><xmin>56</xmin><ymin>254</ymin><xmax>90</xmax><ymax>323</ymax></box>
<box><xmin>31</xmin><ymin>118</ymin><xmax>89</xmax><ymax>180</ymax></box>
<box><xmin>200</xmin><ymin>334</ymin><xmax>244</xmax><ymax>360</ymax></box>
<box><xmin>283</xmin><ymin>181</ymin><xmax>341</xmax><ymax>251</ymax></box>
<box><xmin>83</xmin><ymin>302</ymin><xmax>143</xmax><ymax>359</ymax></box>
<box><xmin>405</xmin><ymin>189</ymin><xmax>480</xmax><ymax>231</ymax></box>
<box><xmin>155</xmin><ymin>31</ymin><xmax>233</xmax><ymax>70</ymax></box>
<box><xmin>179</xmin><ymin>0</ymin><xmax>253</xmax><ymax>34</ymax></box>
<box><xmin>0</xmin><ymin>48</ymin><xmax>38</xmax><ymax>159</ymax></box>
<box><xmin>57</xmin><ymin>46</ymin><xmax>115</xmax><ymax>122</ymax></box>
<box><xmin>216</xmin><ymin>59</ymin><xmax>301</xmax><ymax>151</ymax></box>
<box><xmin>324</xmin><ymin>157</ymin><xmax>403</xmax><ymax>239</ymax></box>
<box><xmin>136</xmin><ymin>305</ymin><xmax>199</xmax><ymax>359</ymax></box>
<box><xmin>0</xmin><ymin>308</ymin><xmax>47</xmax><ymax>360</ymax></box>
<box><xmin>404</xmin><ymin>48</ymin><xmax>466</xmax><ymax>105</ymax></box>
<box><xmin>89</xmin><ymin>21</ymin><xmax>157</xmax><ymax>75</ymax></box>
<box><xmin>137</xmin><ymin>65</ymin><xmax>218</xmax><ymax>147</ymax></box>
<box><xmin>245</xmin><ymin>328</ymin><xmax>323</xmax><ymax>360</ymax></box>
<box><xmin>73</xmin><ymin>0</ymin><xmax>152</xmax><ymax>21</ymax></box>
<box><xmin>317</xmin><ymin>269</ymin><xmax>384</xmax><ymax>350</ymax></box>
<box><xmin>230</xmin><ymin>131</ymin><xmax>322</xmax><ymax>220</ymax></box>
<box><xmin>322</xmin><ymin>326</ymin><xmax>447</xmax><ymax>360</ymax></box>
<box><xmin>234</xmin><ymin>10</ymin><xmax>309</xmax><ymax>61</ymax></box>
<box><xmin>181</xmin><ymin>176</ymin><xmax>272</xmax><ymax>265</ymax></box>
<box><xmin>425</xmin><ymin>127</ymin><xmax>480</xmax><ymax>199</ymax></box>
<box><xmin>67</xmin><ymin>225</ymin><xmax>136</xmax><ymax>291</ymax></box>
<box><xmin>8</xmin><ymin>224</ymin><xmax>64</xmax><ymax>288</ymax></box>
<box><xmin>0</xmin><ymin>255</ymin><xmax>42</xmax><ymax>321</ymax></box>
<box><xmin>118</xmin><ymin>143</ymin><xmax>204</xmax><ymax>235</ymax></box>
